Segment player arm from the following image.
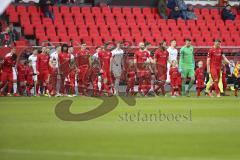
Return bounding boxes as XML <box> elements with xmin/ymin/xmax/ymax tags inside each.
<box><xmin>133</xmin><ymin>54</ymin><xmax>137</xmax><ymax>71</ymax></box>
<box><xmin>222</xmin><ymin>54</ymin><xmax>231</xmax><ymax>65</ymax></box>
<box><xmin>206</xmin><ymin>57</ymin><xmax>210</xmax><ymax>73</ymax></box>
<box><xmin>36</xmin><ymin>56</ymin><xmax>40</xmax><ymax>74</ymax></box>
<box><xmin>192</xmin><ymin>51</ymin><xmax>195</xmax><ymax>68</ymax></box>
<box><xmin>110</xmin><ymin>56</ymin><xmax>113</xmax><ymax>72</ymax></box>
<box><xmin>179</xmin><ymin>48</ymin><xmax>183</xmax><ymax>70</ymax></box>
<box><xmin>121</xmin><ymin>54</ymin><xmax>124</xmax><ymax>70</ymax></box>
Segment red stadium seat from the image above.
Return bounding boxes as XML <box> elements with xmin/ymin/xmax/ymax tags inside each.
<box><xmin>112</xmin><ymin>35</ymin><xmax>123</xmax><ymax>42</ymax></box>
<box><xmin>79</xmin><ymin>36</ymin><xmax>92</xmax><ymax>44</ymax></box>
<box><xmin>75</xmin><ymin>16</ymin><xmax>85</xmax><ymax>26</ymax></box>
<box><xmin>112</xmin><ymin>7</ymin><xmax>122</xmax><ymax>15</ymax></box>
<box><xmin>95</xmin><ymin>16</ymin><xmax>106</xmax><ymax>25</ymax></box>
<box><xmin>5</xmin><ymin>5</ymin><xmax>15</xmax><ymax>15</ymax></box>
<box><xmin>20</xmin><ymin>15</ymin><xmax>31</xmax><ymax>27</ymax></box>
<box><xmin>38</xmin><ymin>36</ymin><xmax>49</xmax><ymax>45</ymax></box>
<box><xmin>9</xmin><ymin>12</ymin><xmax>19</xmax><ymax>23</ymax></box>
<box><xmin>71</xmin><ymin>6</ymin><xmax>80</xmax><ymax>16</ymax></box>
<box><xmin>132</xmin><ymin>7</ymin><xmax>142</xmax><ymax>16</ymax></box>
<box><xmin>24</xmin><ymin>25</ymin><xmax>34</xmax><ymax>36</ymax></box>
<box><xmin>81</xmin><ymin>6</ymin><xmax>91</xmax><ymax>13</ymax></box>
<box><xmin>57</xmin><ymin>27</ymin><xmax>67</xmax><ymax>37</ymax></box>
<box><xmin>60</xmin><ymin>6</ymin><xmax>70</xmax><ymax>14</ymax></box>
<box><xmin>142</xmin><ymin>8</ymin><xmax>152</xmax><ymax>15</ymax></box>
<box><xmin>49</xmin><ymin>36</ymin><xmax>60</xmax><ymax>43</ymax></box>
<box><xmin>101</xmin><ymin>6</ymin><xmax>111</xmax><ymax>15</ymax></box>
<box><xmin>52</xmin><ymin>6</ymin><xmax>60</xmax><ymax>15</ymax></box>
<box><xmin>60</xmin><ymin>36</ymin><xmax>70</xmax><ymax>44</ymax></box>
<box><xmin>17</xmin><ymin>5</ymin><xmax>27</xmax><ymax>14</ymax></box>
<box><xmin>92</xmin><ymin>7</ymin><xmax>101</xmax><ymax>15</ymax></box>
<box><xmin>210</xmin><ymin>9</ymin><xmax>219</xmax><ymax>15</ymax></box>
<box><xmin>42</xmin><ymin>18</ymin><xmax>53</xmax><ymax>27</ymax></box>
<box><xmin>194</xmin><ymin>8</ymin><xmax>200</xmax><ymax>16</ymax></box>
<box><xmin>92</xmin><ymin>37</ymin><xmax>103</xmax><ymax>46</ymax></box>
<box><xmin>201</xmin><ymin>8</ymin><xmax>209</xmax><ymax>15</ymax></box>
<box><xmin>46</xmin><ymin>27</ymin><xmax>57</xmax><ymax>37</ymax></box>
<box><xmin>122</xmin><ymin>7</ymin><xmax>131</xmax><ymax>16</ymax></box>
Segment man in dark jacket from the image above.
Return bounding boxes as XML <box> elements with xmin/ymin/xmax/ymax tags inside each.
<box><xmin>167</xmin><ymin>0</ymin><xmax>176</xmax><ymax>10</ymax></box>
<box><xmin>39</xmin><ymin>0</ymin><xmax>54</xmax><ymax>20</ymax></box>
<box><xmin>169</xmin><ymin>6</ymin><xmax>182</xmax><ymax>20</ymax></box>
<box><xmin>222</xmin><ymin>4</ymin><xmax>236</xmax><ymax>20</ymax></box>
<box><xmin>158</xmin><ymin>0</ymin><xmax>168</xmax><ymax>19</ymax></box>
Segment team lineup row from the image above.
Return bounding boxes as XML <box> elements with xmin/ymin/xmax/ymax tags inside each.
<box><xmin>0</xmin><ymin>39</ymin><xmax>240</xmax><ymax>97</ymax></box>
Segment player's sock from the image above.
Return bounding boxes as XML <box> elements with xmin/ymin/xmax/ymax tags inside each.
<box><xmin>42</xmin><ymin>86</ymin><xmax>46</xmax><ymax>94</ymax></box>
<box><xmin>8</xmin><ymin>83</ymin><xmax>13</xmax><ymax>94</ymax></box>
<box><xmin>213</xmin><ymin>81</ymin><xmax>220</xmax><ymax>95</ymax></box>
<box><xmin>171</xmin><ymin>88</ymin><xmax>174</xmax><ymax>96</ymax></box>
<box><xmin>13</xmin><ymin>82</ymin><xmax>17</xmax><ymax>94</ymax></box>
<box><xmin>126</xmin><ymin>84</ymin><xmax>130</xmax><ymax>95</ymax></box>
<box><xmin>26</xmin><ymin>86</ymin><xmax>31</xmax><ymax>96</ymax></box>
<box><xmin>154</xmin><ymin>84</ymin><xmax>160</xmax><ymax>93</ymax></box>
<box><xmin>197</xmin><ymin>88</ymin><xmax>201</xmax><ymax>96</ymax></box>
<box><xmin>114</xmin><ymin>78</ymin><xmax>120</xmax><ymax>94</ymax></box>
<box><xmin>187</xmin><ymin>80</ymin><xmax>194</xmax><ymax>92</ymax></box>
<box><xmin>36</xmin><ymin>84</ymin><xmax>39</xmax><ymax>94</ymax></box>
<box><xmin>178</xmin><ymin>86</ymin><xmax>181</xmax><ymax>95</ymax></box>
<box><xmin>159</xmin><ymin>82</ymin><xmax>165</xmax><ymax>95</ymax></box>
<box><xmin>235</xmin><ymin>89</ymin><xmax>238</xmax><ymax>97</ymax></box>
<box><xmin>0</xmin><ymin>82</ymin><xmax>5</xmax><ymax>91</ymax></box>
<box><xmin>181</xmin><ymin>81</ymin><xmax>186</xmax><ymax>95</ymax></box>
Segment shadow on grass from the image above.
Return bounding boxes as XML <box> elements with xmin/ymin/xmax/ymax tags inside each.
<box><xmin>55</xmin><ymin>95</ymin><xmax>136</xmax><ymax>121</ymax></box>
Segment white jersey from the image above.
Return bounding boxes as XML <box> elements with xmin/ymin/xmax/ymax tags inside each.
<box><xmin>28</xmin><ymin>55</ymin><xmax>37</xmax><ymax>73</ymax></box>
<box><xmin>111</xmin><ymin>48</ymin><xmax>124</xmax><ymax>66</ymax></box>
<box><xmin>50</xmin><ymin>51</ymin><xmax>59</xmax><ymax>68</ymax></box>
<box><xmin>167</xmin><ymin>47</ymin><xmax>178</xmax><ymax>62</ymax></box>
<box><xmin>92</xmin><ymin>52</ymin><xmax>99</xmax><ymax>60</ymax></box>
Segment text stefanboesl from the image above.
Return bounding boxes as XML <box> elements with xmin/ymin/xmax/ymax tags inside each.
<box><xmin>118</xmin><ymin>109</ymin><xmax>192</xmax><ymax>122</ymax></box>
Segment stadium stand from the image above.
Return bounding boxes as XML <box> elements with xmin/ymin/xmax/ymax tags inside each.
<box><xmin>3</xmin><ymin>4</ymin><xmax>240</xmax><ymax>47</ymax></box>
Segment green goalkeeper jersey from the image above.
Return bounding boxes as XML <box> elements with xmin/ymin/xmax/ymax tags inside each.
<box><xmin>179</xmin><ymin>45</ymin><xmax>195</xmax><ymax>70</ymax></box>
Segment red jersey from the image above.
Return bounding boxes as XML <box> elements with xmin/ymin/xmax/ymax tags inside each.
<box><xmin>69</xmin><ymin>70</ymin><xmax>75</xmax><ymax>83</ymax></box>
<box><xmin>75</xmin><ymin>50</ymin><xmax>90</xmax><ymax>67</ymax></box>
<box><xmin>154</xmin><ymin>49</ymin><xmax>169</xmax><ymax>66</ymax></box>
<box><xmin>58</xmin><ymin>52</ymin><xmax>73</xmax><ymax>74</ymax></box>
<box><xmin>127</xmin><ymin>68</ymin><xmax>135</xmax><ymax>81</ymax></box>
<box><xmin>17</xmin><ymin>64</ymin><xmax>27</xmax><ymax>76</ymax></box>
<box><xmin>134</xmin><ymin>50</ymin><xmax>150</xmax><ymax>70</ymax></box>
<box><xmin>208</xmin><ymin>47</ymin><xmax>223</xmax><ymax>68</ymax></box>
<box><xmin>17</xmin><ymin>64</ymin><xmax>27</xmax><ymax>81</ymax></box>
<box><xmin>169</xmin><ymin>67</ymin><xmax>179</xmax><ymax>79</ymax></box>
<box><xmin>37</xmin><ymin>53</ymin><xmax>50</xmax><ymax>71</ymax></box>
<box><xmin>2</xmin><ymin>53</ymin><xmax>16</xmax><ymax>72</ymax></box>
<box><xmin>98</xmin><ymin>50</ymin><xmax>112</xmax><ymax>70</ymax></box>
<box><xmin>195</xmin><ymin>68</ymin><xmax>205</xmax><ymax>82</ymax></box>
<box><xmin>26</xmin><ymin>65</ymin><xmax>34</xmax><ymax>84</ymax></box>
<box><xmin>58</xmin><ymin>52</ymin><xmax>71</xmax><ymax>66</ymax></box>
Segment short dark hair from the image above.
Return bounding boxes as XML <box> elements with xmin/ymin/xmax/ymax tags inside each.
<box><xmin>185</xmin><ymin>38</ymin><xmax>191</xmax><ymax>42</ymax></box>
<box><xmin>159</xmin><ymin>40</ymin><xmax>166</xmax><ymax>46</ymax></box>
<box><xmin>214</xmin><ymin>39</ymin><xmax>221</xmax><ymax>43</ymax></box>
<box><xmin>145</xmin><ymin>42</ymin><xmax>151</xmax><ymax>46</ymax></box>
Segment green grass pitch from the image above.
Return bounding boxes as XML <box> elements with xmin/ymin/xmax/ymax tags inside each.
<box><xmin>0</xmin><ymin>96</ymin><xmax>240</xmax><ymax>160</ymax></box>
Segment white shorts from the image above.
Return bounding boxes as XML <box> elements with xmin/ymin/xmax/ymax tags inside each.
<box><xmin>111</xmin><ymin>64</ymin><xmax>122</xmax><ymax>78</ymax></box>
<box><xmin>12</xmin><ymin>67</ymin><xmax>17</xmax><ymax>80</ymax></box>
<box><xmin>33</xmin><ymin>75</ymin><xmax>38</xmax><ymax>82</ymax></box>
